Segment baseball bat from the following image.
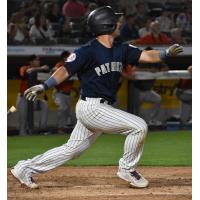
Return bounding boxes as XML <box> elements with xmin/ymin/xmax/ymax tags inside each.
<box><xmin>7</xmin><ymin>106</ymin><xmax>17</xmax><ymax>115</ymax></box>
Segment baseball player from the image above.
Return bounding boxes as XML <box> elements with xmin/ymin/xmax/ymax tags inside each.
<box><xmin>51</xmin><ymin>51</ymin><xmax>76</xmax><ymax>133</ymax></box>
<box><xmin>11</xmin><ymin>6</ymin><xmax>183</xmax><ymax>189</ymax></box>
<box><xmin>16</xmin><ymin>55</ymin><xmax>49</xmax><ymax>135</ymax></box>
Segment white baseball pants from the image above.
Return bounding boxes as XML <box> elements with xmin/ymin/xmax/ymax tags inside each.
<box><xmin>15</xmin><ymin>98</ymin><xmax>148</xmax><ymax>176</ymax></box>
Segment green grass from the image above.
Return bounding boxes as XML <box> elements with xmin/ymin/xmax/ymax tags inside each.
<box><xmin>7</xmin><ymin>131</ymin><xmax>192</xmax><ymax>167</ymax></box>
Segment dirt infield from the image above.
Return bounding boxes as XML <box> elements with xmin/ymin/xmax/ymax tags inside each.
<box><xmin>8</xmin><ymin>166</ymin><xmax>191</xmax><ymax>200</ymax></box>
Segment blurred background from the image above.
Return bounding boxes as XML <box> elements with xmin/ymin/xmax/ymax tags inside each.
<box><xmin>7</xmin><ymin>0</ymin><xmax>192</xmax><ymax>136</ymax></box>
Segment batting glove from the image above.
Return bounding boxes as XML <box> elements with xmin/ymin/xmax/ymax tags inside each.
<box><xmin>24</xmin><ymin>84</ymin><xmax>45</xmax><ymax>101</ymax></box>
<box><xmin>166</xmin><ymin>44</ymin><xmax>183</xmax><ymax>56</ymax></box>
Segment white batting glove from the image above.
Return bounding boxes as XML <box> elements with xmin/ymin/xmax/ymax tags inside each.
<box><xmin>24</xmin><ymin>84</ymin><xmax>45</xmax><ymax>101</ymax></box>
<box><xmin>166</xmin><ymin>44</ymin><xmax>184</xmax><ymax>56</ymax></box>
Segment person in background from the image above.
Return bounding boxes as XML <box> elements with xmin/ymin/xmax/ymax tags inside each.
<box><xmin>133</xmin><ymin>20</ymin><xmax>171</xmax><ymax>45</ymax></box>
<box><xmin>156</xmin><ymin>8</ymin><xmax>174</xmax><ymax>35</ymax></box>
<box><xmin>45</xmin><ymin>2</ymin><xmax>63</xmax><ymax>23</ymax></box>
<box><xmin>16</xmin><ymin>55</ymin><xmax>49</xmax><ymax>135</ymax></box>
<box><xmin>62</xmin><ymin>0</ymin><xmax>86</xmax><ymax>18</ymax></box>
<box><xmin>7</xmin><ymin>12</ymin><xmax>29</xmax><ymax>44</ymax></box>
<box><xmin>51</xmin><ymin>51</ymin><xmax>76</xmax><ymax>133</ymax></box>
<box><xmin>120</xmin><ymin>14</ymin><xmax>139</xmax><ymax>42</ymax></box>
<box><xmin>175</xmin><ymin>7</ymin><xmax>192</xmax><ymax>37</ymax></box>
<box><xmin>7</xmin><ymin>22</ymin><xmax>26</xmax><ymax>44</ymax></box>
<box><xmin>134</xmin><ymin>2</ymin><xmax>148</xmax><ymax>29</ymax></box>
<box><xmin>57</xmin><ymin>17</ymin><xmax>71</xmax><ymax>38</ymax></box>
<box><xmin>176</xmin><ymin>65</ymin><xmax>192</xmax><ymax>126</ymax></box>
<box><xmin>138</xmin><ymin>18</ymin><xmax>152</xmax><ymax>38</ymax></box>
<box><xmin>85</xmin><ymin>2</ymin><xmax>98</xmax><ymax>17</ymax></box>
<box><xmin>29</xmin><ymin>13</ymin><xmax>55</xmax><ymax>44</ymax></box>
<box><xmin>170</xmin><ymin>27</ymin><xmax>186</xmax><ymax>44</ymax></box>
<box><xmin>118</xmin><ymin>0</ymin><xmax>136</xmax><ymax>15</ymax></box>
<box><xmin>124</xmin><ymin>47</ymin><xmax>169</xmax><ymax>125</ymax></box>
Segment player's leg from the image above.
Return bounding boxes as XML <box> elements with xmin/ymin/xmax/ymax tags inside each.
<box><xmin>98</xmin><ymin>106</ymin><xmax>149</xmax><ymax>187</ymax></box>
<box><xmin>77</xmin><ymin>99</ymin><xmax>148</xmax><ymax>187</ymax></box>
<box><xmin>11</xmin><ymin>120</ymin><xmax>101</xmax><ymax>188</ymax></box>
<box><xmin>88</xmin><ymin>105</ymin><xmax>148</xmax><ymax>169</ymax></box>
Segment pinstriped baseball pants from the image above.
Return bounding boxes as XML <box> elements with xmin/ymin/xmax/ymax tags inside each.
<box><xmin>15</xmin><ymin>98</ymin><xmax>148</xmax><ymax>176</ymax></box>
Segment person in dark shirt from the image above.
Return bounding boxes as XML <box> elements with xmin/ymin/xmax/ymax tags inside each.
<box><xmin>16</xmin><ymin>55</ymin><xmax>49</xmax><ymax>135</ymax></box>
<box><xmin>120</xmin><ymin>14</ymin><xmax>139</xmax><ymax>41</ymax></box>
<box><xmin>132</xmin><ymin>46</ymin><xmax>168</xmax><ymax>125</ymax></box>
<box><xmin>46</xmin><ymin>2</ymin><xmax>63</xmax><ymax>23</ymax></box>
<box><xmin>133</xmin><ymin>61</ymin><xmax>168</xmax><ymax>125</ymax></box>
<box><xmin>11</xmin><ymin>6</ymin><xmax>183</xmax><ymax>189</ymax></box>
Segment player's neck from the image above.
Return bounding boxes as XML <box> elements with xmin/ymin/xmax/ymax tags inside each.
<box><xmin>96</xmin><ymin>35</ymin><xmax>114</xmax><ymax>48</ymax></box>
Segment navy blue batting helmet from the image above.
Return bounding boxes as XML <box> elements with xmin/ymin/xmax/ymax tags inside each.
<box><xmin>87</xmin><ymin>6</ymin><xmax>123</xmax><ymax>36</ymax></box>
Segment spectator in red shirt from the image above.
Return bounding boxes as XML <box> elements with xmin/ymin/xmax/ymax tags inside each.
<box><xmin>133</xmin><ymin>20</ymin><xmax>171</xmax><ymax>45</ymax></box>
<box><xmin>62</xmin><ymin>0</ymin><xmax>86</xmax><ymax>18</ymax></box>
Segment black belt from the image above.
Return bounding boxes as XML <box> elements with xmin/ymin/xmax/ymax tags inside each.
<box><xmin>81</xmin><ymin>96</ymin><xmax>113</xmax><ymax>105</ymax></box>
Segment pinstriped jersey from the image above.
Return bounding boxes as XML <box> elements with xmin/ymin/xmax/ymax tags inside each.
<box><xmin>64</xmin><ymin>39</ymin><xmax>142</xmax><ymax>103</ymax></box>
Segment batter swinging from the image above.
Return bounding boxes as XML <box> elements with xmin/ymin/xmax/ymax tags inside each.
<box><xmin>11</xmin><ymin>6</ymin><xmax>183</xmax><ymax>189</ymax></box>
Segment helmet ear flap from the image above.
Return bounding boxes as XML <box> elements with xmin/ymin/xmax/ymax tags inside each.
<box><xmin>105</xmin><ymin>24</ymin><xmax>117</xmax><ymax>34</ymax></box>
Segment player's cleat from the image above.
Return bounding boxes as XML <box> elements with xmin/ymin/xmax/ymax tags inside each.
<box><xmin>10</xmin><ymin>168</ymin><xmax>39</xmax><ymax>189</ymax></box>
<box><xmin>117</xmin><ymin>168</ymin><xmax>149</xmax><ymax>188</ymax></box>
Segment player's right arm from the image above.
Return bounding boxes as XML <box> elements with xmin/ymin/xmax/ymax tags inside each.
<box><xmin>24</xmin><ymin>66</ymin><xmax>69</xmax><ymax>101</ymax></box>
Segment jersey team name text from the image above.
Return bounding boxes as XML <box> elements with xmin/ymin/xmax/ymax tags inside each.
<box><xmin>95</xmin><ymin>62</ymin><xmax>123</xmax><ymax>76</ymax></box>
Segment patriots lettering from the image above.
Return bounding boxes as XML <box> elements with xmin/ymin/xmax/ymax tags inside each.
<box><xmin>95</xmin><ymin>62</ymin><xmax>123</xmax><ymax>76</ymax></box>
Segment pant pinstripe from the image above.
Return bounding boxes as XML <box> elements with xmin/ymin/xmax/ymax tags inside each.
<box><xmin>15</xmin><ymin>98</ymin><xmax>148</xmax><ymax>176</ymax></box>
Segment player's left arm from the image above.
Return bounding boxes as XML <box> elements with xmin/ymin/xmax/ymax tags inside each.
<box><xmin>139</xmin><ymin>44</ymin><xmax>183</xmax><ymax>63</ymax></box>
<box><xmin>24</xmin><ymin>46</ymin><xmax>86</xmax><ymax>101</ymax></box>
<box><xmin>24</xmin><ymin>66</ymin><xmax>69</xmax><ymax>101</ymax></box>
